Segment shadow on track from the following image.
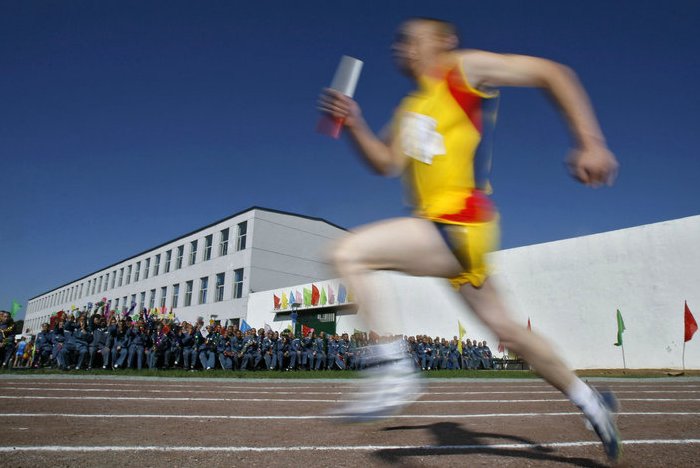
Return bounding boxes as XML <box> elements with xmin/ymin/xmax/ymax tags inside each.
<box><xmin>374</xmin><ymin>422</ymin><xmax>606</xmax><ymax>467</ymax></box>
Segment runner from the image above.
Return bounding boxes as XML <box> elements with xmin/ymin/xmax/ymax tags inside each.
<box><xmin>318</xmin><ymin>17</ymin><xmax>621</xmax><ymax>462</ymax></box>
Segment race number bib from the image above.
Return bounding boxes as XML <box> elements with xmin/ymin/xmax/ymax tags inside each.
<box><xmin>399</xmin><ymin>112</ymin><xmax>446</xmax><ymax>164</ymax></box>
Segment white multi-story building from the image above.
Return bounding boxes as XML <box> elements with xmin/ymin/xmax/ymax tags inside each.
<box><xmin>23</xmin><ymin>207</ymin><xmax>346</xmax><ymax>332</ymax></box>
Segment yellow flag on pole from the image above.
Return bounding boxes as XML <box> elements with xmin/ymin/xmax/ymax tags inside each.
<box><xmin>458</xmin><ymin>320</ymin><xmax>467</xmax><ymax>352</ymax></box>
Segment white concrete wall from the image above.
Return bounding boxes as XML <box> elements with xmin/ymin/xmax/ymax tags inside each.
<box><xmin>247</xmin><ymin>215</ymin><xmax>700</xmax><ymax>370</ymax></box>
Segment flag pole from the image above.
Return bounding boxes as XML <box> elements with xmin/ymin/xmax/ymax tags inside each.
<box><xmin>682</xmin><ymin>341</ymin><xmax>686</xmax><ymax>372</ymax></box>
<box><xmin>621</xmin><ymin>342</ymin><xmax>627</xmax><ymax>372</ymax></box>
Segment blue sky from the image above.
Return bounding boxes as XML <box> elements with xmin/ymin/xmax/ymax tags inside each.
<box><xmin>2</xmin><ymin>1</ymin><xmax>699</xmax><ymax>319</ymax></box>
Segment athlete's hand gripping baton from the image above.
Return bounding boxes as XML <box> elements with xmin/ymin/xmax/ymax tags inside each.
<box><xmin>317</xmin><ymin>55</ymin><xmax>363</xmax><ymax>138</ymax></box>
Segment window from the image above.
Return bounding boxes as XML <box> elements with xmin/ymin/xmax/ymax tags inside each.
<box><xmin>122</xmin><ymin>296</ymin><xmax>127</xmax><ymax>311</ymax></box>
<box><xmin>148</xmin><ymin>289</ymin><xmax>156</xmax><ymax>309</ymax></box>
<box><xmin>215</xmin><ymin>273</ymin><xmax>225</xmax><ymax>302</ymax></box>
<box><xmin>91</xmin><ymin>279</ymin><xmax>96</xmax><ymax>295</ymax></box>
<box><xmin>219</xmin><ymin>228</ymin><xmax>229</xmax><ymax>256</ymax></box>
<box><xmin>126</xmin><ymin>265</ymin><xmax>132</xmax><ymax>285</ymax></box>
<box><xmin>139</xmin><ymin>292</ymin><xmax>146</xmax><ymax>312</ymax></box>
<box><xmin>134</xmin><ymin>262</ymin><xmax>141</xmax><ymax>282</ymax></box>
<box><xmin>176</xmin><ymin>245</ymin><xmax>184</xmax><ymax>269</ymax></box>
<box><xmin>111</xmin><ymin>270</ymin><xmax>116</xmax><ymax>289</ymax></box>
<box><xmin>189</xmin><ymin>240</ymin><xmax>198</xmax><ymax>265</ymax></box>
<box><xmin>184</xmin><ymin>281</ymin><xmax>193</xmax><ymax>307</ymax></box>
<box><xmin>236</xmin><ymin>221</ymin><xmax>247</xmax><ymax>251</ymax></box>
<box><xmin>118</xmin><ymin>268</ymin><xmax>124</xmax><ymax>287</ymax></box>
<box><xmin>171</xmin><ymin>284</ymin><xmax>180</xmax><ymax>309</ymax></box>
<box><xmin>86</xmin><ymin>280</ymin><xmax>91</xmax><ymax>297</ymax></box>
<box><xmin>115</xmin><ymin>298</ymin><xmax>120</xmax><ymax>310</ymax></box>
<box><xmin>233</xmin><ymin>268</ymin><xmax>244</xmax><ymax>299</ymax></box>
<box><xmin>144</xmin><ymin>258</ymin><xmax>150</xmax><ymax>279</ymax></box>
<box><xmin>98</xmin><ymin>276</ymin><xmax>103</xmax><ymax>292</ymax></box>
<box><xmin>199</xmin><ymin>277</ymin><xmax>208</xmax><ymax>304</ymax></box>
<box><xmin>165</xmin><ymin>250</ymin><xmax>172</xmax><ymax>273</ymax></box>
<box><xmin>204</xmin><ymin>234</ymin><xmax>213</xmax><ymax>261</ymax></box>
<box><xmin>130</xmin><ymin>294</ymin><xmax>136</xmax><ymax>311</ymax></box>
<box><xmin>160</xmin><ymin>286</ymin><xmax>167</xmax><ymax>308</ymax></box>
<box><xmin>154</xmin><ymin>254</ymin><xmax>161</xmax><ymax>276</ymax></box>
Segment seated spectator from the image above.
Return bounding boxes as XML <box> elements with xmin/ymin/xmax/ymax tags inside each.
<box><xmin>33</xmin><ymin>323</ymin><xmax>53</xmax><ymax>368</ymax></box>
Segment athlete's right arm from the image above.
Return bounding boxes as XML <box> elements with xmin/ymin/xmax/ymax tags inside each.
<box><xmin>318</xmin><ymin>88</ymin><xmax>407</xmax><ymax>177</ymax></box>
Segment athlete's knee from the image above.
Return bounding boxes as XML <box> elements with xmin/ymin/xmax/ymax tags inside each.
<box><xmin>330</xmin><ymin>235</ymin><xmax>363</xmax><ymax>273</ymax></box>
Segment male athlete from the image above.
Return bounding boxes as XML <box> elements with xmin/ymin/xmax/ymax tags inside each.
<box><xmin>318</xmin><ymin>18</ymin><xmax>620</xmax><ymax>462</ymax></box>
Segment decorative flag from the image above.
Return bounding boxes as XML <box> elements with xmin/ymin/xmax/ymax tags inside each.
<box><xmin>240</xmin><ymin>319</ymin><xmax>252</xmax><ymax>333</ymax></box>
<box><xmin>302</xmin><ymin>324</ymin><xmax>315</xmax><ymax>337</ymax></box>
<box><xmin>295</xmin><ymin>290</ymin><xmax>302</xmax><ymax>305</ymax></box>
<box><xmin>498</xmin><ymin>342</ymin><xmax>506</xmax><ymax>354</ymax></box>
<box><xmin>281</xmin><ymin>292</ymin><xmax>289</xmax><ymax>309</ymax></box>
<box><xmin>311</xmin><ymin>284</ymin><xmax>320</xmax><ymax>306</ymax></box>
<box><xmin>10</xmin><ymin>300</ymin><xmax>22</xmax><ymax>319</ymax></box>
<box><xmin>614</xmin><ymin>309</ymin><xmax>625</xmax><ymax>347</ymax></box>
<box><xmin>527</xmin><ymin>317</ymin><xmax>532</xmax><ymax>331</ymax></box>
<box><xmin>285</xmin><ymin>323</ymin><xmax>294</xmax><ymax>334</ymax></box>
<box><xmin>320</xmin><ymin>287</ymin><xmax>327</xmax><ymax>306</ymax></box>
<box><xmin>264</xmin><ymin>323</ymin><xmax>272</xmax><ymax>333</ymax></box>
<box><xmin>328</xmin><ymin>285</ymin><xmax>335</xmax><ymax>304</ymax></box>
<box><xmin>457</xmin><ymin>320</ymin><xmax>467</xmax><ymax>353</ymax></box>
<box><xmin>303</xmin><ymin>288</ymin><xmax>312</xmax><ymax>306</ymax></box>
<box><xmin>347</xmin><ymin>289</ymin><xmax>354</xmax><ymax>302</ymax></box>
<box><xmin>273</xmin><ymin>295</ymin><xmax>281</xmax><ymax>310</ymax></box>
<box><xmin>338</xmin><ymin>284</ymin><xmax>347</xmax><ymax>303</ymax></box>
<box><xmin>685</xmin><ymin>301</ymin><xmax>698</xmax><ymax>343</ymax></box>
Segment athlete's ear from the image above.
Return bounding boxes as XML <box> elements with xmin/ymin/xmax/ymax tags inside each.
<box><xmin>442</xmin><ymin>33</ymin><xmax>459</xmax><ymax>51</ymax></box>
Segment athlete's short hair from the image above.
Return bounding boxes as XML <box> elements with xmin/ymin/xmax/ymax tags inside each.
<box><xmin>409</xmin><ymin>17</ymin><xmax>459</xmax><ymax>41</ymax></box>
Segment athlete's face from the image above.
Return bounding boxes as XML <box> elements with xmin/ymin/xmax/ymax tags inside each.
<box><xmin>392</xmin><ymin>20</ymin><xmax>454</xmax><ymax>77</ymax></box>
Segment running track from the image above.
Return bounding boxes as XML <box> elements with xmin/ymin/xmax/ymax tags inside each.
<box><xmin>1</xmin><ymin>375</ymin><xmax>699</xmax><ymax>467</ymax></box>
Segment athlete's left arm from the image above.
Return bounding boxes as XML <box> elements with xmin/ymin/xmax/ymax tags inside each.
<box><xmin>459</xmin><ymin>50</ymin><xmax>618</xmax><ymax>187</ymax></box>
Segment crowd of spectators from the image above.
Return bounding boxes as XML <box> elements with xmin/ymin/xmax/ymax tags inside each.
<box><xmin>1</xmin><ymin>308</ymin><xmax>499</xmax><ymax>372</ymax></box>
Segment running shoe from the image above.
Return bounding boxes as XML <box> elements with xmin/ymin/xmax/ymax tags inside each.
<box><xmin>585</xmin><ymin>388</ymin><xmax>622</xmax><ymax>463</ymax></box>
<box><xmin>331</xmin><ymin>343</ymin><xmax>424</xmax><ymax>422</ymax></box>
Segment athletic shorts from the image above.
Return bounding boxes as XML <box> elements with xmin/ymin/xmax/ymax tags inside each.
<box><xmin>432</xmin><ymin>216</ymin><xmax>500</xmax><ymax>289</ymax></box>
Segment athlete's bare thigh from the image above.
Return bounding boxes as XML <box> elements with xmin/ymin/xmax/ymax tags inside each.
<box><xmin>333</xmin><ymin>217</ymin><xmax>464</xmax><ymax>278</ymax></box>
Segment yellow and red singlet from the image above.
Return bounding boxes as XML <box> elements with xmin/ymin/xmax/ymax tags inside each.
<box><xmin>396</xmin><ymin>65</ymin><xmax>499</xmax><ymax>224</ymax></box>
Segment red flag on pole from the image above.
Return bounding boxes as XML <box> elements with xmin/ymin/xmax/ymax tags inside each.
<box><xmin>311</xmin><ymin>285</ymin><xmax>320</xmax><ymax>306</ymax></box>
<box><xmin>273</xmin><ymin>295</ymin><xmax>280</xmax><ymax>310</ymax></box>
<box><xmin>527</xmin><ymin>317</ymin><xmax>532</xmax><ymax>331</ymax></box>
<box><xmin>301</xmin><ymin>324</ymin><xmax>315</xmax><ymax>337</ymax></box>
<box><xmin>685</xmin><ymin>301</ymin><xmax>698</xmax><ymax>342</ymax></box>
<box><xmin>497</xmin><ymin>342</ymin><xmax>505</xmax><ymax>353</ymax></box>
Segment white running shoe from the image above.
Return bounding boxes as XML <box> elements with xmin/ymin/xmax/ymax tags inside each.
<box><xmin>331</xmin><ymin>342</ymin><xmax>424</xmax><ymax>422</ymax></box>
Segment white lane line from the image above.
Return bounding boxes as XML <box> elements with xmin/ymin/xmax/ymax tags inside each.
<box><xmin>2</xmin><ymin>386</ymin><xmax>699</xmax><ymax>396</ymax></box>
<box><xmin>3</xmin><ymin>381</ymin><xmax>698</xmax><ymax>391</ymax></box>
<box><xmin>2</xmin><ymin>395</ymin><xmax>700</xmax><ymax>403</ymax></box>
<box><xmin>1</xmin><ymin>439</ymin><xmax>699</xmax><ymax>452</ymax></box>
<box><xmin>1</xmin><ymin>411</ymin><xmax>699</xmax><ymax>420</ymax></box>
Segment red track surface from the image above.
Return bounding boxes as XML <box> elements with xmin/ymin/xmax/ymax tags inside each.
<box><xmin>1</xmin><ymin>376</ymin><xmax>699</xmax><ymax>467</ymax></box>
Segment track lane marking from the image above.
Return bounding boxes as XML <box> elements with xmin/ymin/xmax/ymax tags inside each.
<box><xmin>2</xmin><ymin>386</ymin><xmax>700</xmax><ymax>396</ymax></box>
<box><xmin>1</xmin><ymin>439</ymin><xmax>699</xmax><ymax>452</ymax></box>
<box><xmin>2</xmin><ymin>395</ymin><xmax>700</xmax><ymax>403</ymax></box>
<box><xmin>1</xmin><ymin>411</ymin><xmax>699</xmax><ymax>420</ymax></box>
